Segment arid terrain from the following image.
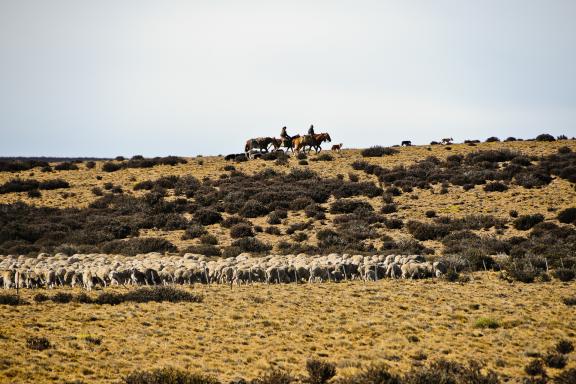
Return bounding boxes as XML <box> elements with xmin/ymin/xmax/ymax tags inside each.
<box><xmin>1</xmin><ymin>137</ymin><xmax>576</xmax><ymax>383</ymax></box>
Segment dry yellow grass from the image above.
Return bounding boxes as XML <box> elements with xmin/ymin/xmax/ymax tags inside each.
<box><xmin>1</xmin><ymin>275</ymin><xmax>575</xmax><ymax>383</ymax></box>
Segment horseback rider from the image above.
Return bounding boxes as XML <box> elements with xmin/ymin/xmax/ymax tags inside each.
<box><xmin>280</xmin><ymin>126</ymin><xmax>291</xmax><ymax>142</ymax></box>
<box><xmin>308</xmin><ymin>124</ymin><xmax>315</xmax><ymax>136</ymax></box>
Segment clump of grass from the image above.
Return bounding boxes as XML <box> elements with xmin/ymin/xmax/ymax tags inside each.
<box><xmin>81</xmin><ymin>335</ymin><xmax>103</xmax><ymax>346</ymax></box>
<box><xmin>124</xmin><ymin>367</ymin><xmax>220</xmax><ymax>384</ymax></box>
<box><xmin>555</xmin><ymin>339</ymin><xmax>574</xmax><ymax>354</ymax></box>
<box><xmin>306</xmin><ymin>359</ymin><xmax>336</xmax><ymax>384</ymax></box>
<box><xmin>0</xmin><ymin>293</ymin><xmax>27</xmax><ymax>306</ymax></box>
<box><xmin>26</xmin><ymin>336</ymin><xmax>51</xmax><ymax>351</ymax></box>
<box><xmin>474</xmin><ymin>317</ymin><xmax>500</xmax><ymax>329</ymax></box>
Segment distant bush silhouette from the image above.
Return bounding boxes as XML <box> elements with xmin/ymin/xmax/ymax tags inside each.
<box><xmin>361</xmin><ymin>146</ymin><xmax>399</xmax><ymax>157</ymax></box>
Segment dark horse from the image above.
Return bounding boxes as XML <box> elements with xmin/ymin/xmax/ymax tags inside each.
<box><xmin>244</xmin><ymin>137</ymin><xmax>277</xmax><ymax>154</ymax></box>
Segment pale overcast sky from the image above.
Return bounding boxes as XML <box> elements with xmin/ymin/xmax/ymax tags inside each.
<box><xmin>1</xmin><ymin>1</ymin><xmax>575</xmax><ymax>157</ymax></box>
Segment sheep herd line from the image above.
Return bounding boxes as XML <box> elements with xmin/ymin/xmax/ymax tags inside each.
<box><xmin>0</xmin><ymin>253</ymin><xmax>449</xmax><ymax>290</ymax></box>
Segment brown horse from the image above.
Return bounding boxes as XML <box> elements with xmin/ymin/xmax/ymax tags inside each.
<box><xmin>274</xmin><ymin>134</ymin><xmax>300</xmax><ymax>153</ymax></box>
<box><xmin>293</xmin><ymin>133</ymin><xmax>332</xmax><ymax>153</ymax></box>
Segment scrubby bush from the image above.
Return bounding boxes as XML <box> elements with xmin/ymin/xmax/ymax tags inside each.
<box><xmin>86</xmin><ymin>161</ymin><xmax>96</xmax><ymax>169</ymax></box>
<box><xmin>513</xmin><ymin>214</ymin><xmax>544</xmax><ymax>230</ymax></box>
<box><xmin>199</xmin><ymin>234</ymin><xmax>218</xmax><ymax>245</ymax></box>
<box><xmin>313</xmin><ymin>153</ymin><xmax>333</xmax><ymax>162</ymax></box>
<box><xmin>101</xmin><ymin>238</ymin><xmax>176</xmax><ymax>256</ymax></box>
<box><xmin>474</xmin><ymin>317</ymin><xmax>500</xmax><ymax>329</ymax></box>
<box><xmin>52</xmin><ymin>292</ymin><xmax>73</xmax><ymax>303</ymax></box>
<box><xmin>134</xmin><ymin>180</ymin><xmax>154</xmax><ymax>191</ymax></box>
<box><xmin>230</xmin><ymin>223</ymin><xmax>254</xmax><ymax>238</ymax></box>
<box><xmin>485</xmin><ymin>136</ymin><xmax>500</xmax><ymax>142</ymax></box>
<box><xmin>182</xmin><ymin>225</ymin><xmax>208</xmax><ymax>240</ymax></box>
<box><xmin>330</xmin><ymin>199</ymin><xmax>373</xmax><ymax>214</ymax></box>
<box><xmin>407</xmin><ymin>221</ymin><xmax>450</xmax><ymax>241</ymax></box>
<box><xmin>553</xmin><ymin>268</ymin><xmax>575</xmax><ymax>282</ymax></box>
<box><xmin>557</xmin><ymin>207</ymin><xmax>576</xmax><ymax>224</ymax></box>
<box><xmin>484</xmin><ymin>182</ymin><xmax>508</xmax><ymax>192</ymax></box>
<box><xmin>381</xmin><ymin>203</ymin><xmax>397</xmax><ymax>214</ymax></box>
<box><xmin>54</xmin><ymin>162</ymin><xmax>79</xmax><ymax>171</ymax></box>
<box><xmin>239</xmin><ymin>200</ymin><xmax>269</xmax><ymax>218</ymax></box>
<box><xmin>535</xmin><ymin>133</ymin><xmax>555</xmax><ymax>142</ymax></box>
<box><xmin>337</xmin><ymin>364</ymin><xmax>400</xmax><ymax>384</ymax></box>
<box><xmin>555</xmin><ymin>339</ymin><xmax>574</xmax><ymax>354</ymax></box>
<box><xmin>361</xmin><ymin>146</ymin><xmax>399</xmax><ymax>157</ymax></box>
<box><xmin>231</xmin><ymin>237</ymin><xmax>271</xmax><ymax>253</ymax></box>
<box><xmin>555</xmin><ymin>369</ymin><xmax>576</xmax><ymax>384</ymax></box>
<box><xmin>181</xmin><ymin>244</ymin><xmax>221</xmax><ymax>256</ymax></box>
<box><xmin>544</xmin><ymin>352</ymin><xmax>567</xmax><ymax>369</ymax></box>
<box><xmin>102</xmin><ymin>162</ymin><xmax>122</xmax><ymax>172</ymax></box>
<box><xmin>124</xmin><ymin>368</ymin><xmax>219</xmax><ymax>384</ymax></box>
<box><xmin>0</xmin><ymin>293</ymin><xmax>26</xmax><ymax>305</ymax></box>
<box><xmin>306</xmin><ymin>359</ymin><xmax>336</xmax><ymax>384</ymax></box>
<box><xmin>194</xmin><ymin>209</ymin><xmax>223</xmax><ymax>225</ymax></box>
<box><xmin>26</xmin><ymin>336</ymin><xmax>51</xmax><ymax>351</ymax></box>
<box><xmin>268</xmin><ymin>210</ymin><xmax>288</xmax><ymax>225</ymax></box>
<box><xmin>27</xmin><ymin>189</ymin><xmax>41</xmax><ymax>198</ymax></box>
<box><xmin>404</xmin><ymin>359</ymin><xmax>499</xmax><ymax>384</ymax></box>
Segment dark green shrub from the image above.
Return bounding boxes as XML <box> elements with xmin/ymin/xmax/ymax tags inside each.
<box><xmin>361</xmin><ymin>146</ymin><xmax>399</xmax><ymax>157</ymax></box>
<box><xmin>134</xmin><ymin>180</ymin><xmax>154</xmax><ymax>191</ymax></box>
<box><xmin>563</xmin><ymin>297</ymin><xmax>576</xmax><ymax>306</ymax></box>
<box><xmin>231</xmin><ymin>237</ymin><xmax>271</xmax><ymax>253</ymax></box>
<box><xmin>101</xmin><ymin>238</ymin><xmax>177</xmax><ymax>256</ymax></box>
<box><xmin>555</xmin><ymin>339</ymin><xmax>574</xmax><ymax>354</ymax></box>
<box><xmin>252</xmin><ymin>369</ymin><xmax>293</xmax><ymax>384</ymax></box>
<box><xmin>239</xmin><ymin>200</ymin><xmax>269</xmax><ymax>218</ymax></box>
<box><xmin>181</xmin><ymin>244</ymin><xmax>221</xmax><ymax>257</ymax></box>
<box><xmin>544</xmin><ymin>353</ymin><xmax>567</xmax><ymax>369</ymax></box>
<box><xmin>557</xmin><ymin>207</ymin><xmax>576</xmax><ymax>224</ymax></box>
<box><xmin>524</xmin><ymin>359</ymin><xmax>546</xmax><ymax>377</ymax></box>
<box><xmin>102</xmin><ymin>162</ymin><xmax>122</xmax><ymax>172</ymax></box>
<box><xmin>52</xmin><ymin>292</ymin><xmax>73</xmax><ymax>303</ymax></box>
<box><xmin>484</xmin><ymin>182</ymin><xmax>508</xmax><ymax>192</ymax></box>
<box><xmin>230</xmin><ymin>223</ymin><xmax>255</xmax><ymax>238</ymax></box>
<box><xmin>330</xmin><ymin>199</ymin><xmax>373</xmax><ymax>214</ymax></box>
<box><xmin>34</xmin><ymin>293</ymin><xmax>49</xmax><ymax>303</ymax></box>
<box><xmin>553</xmin><ymin>268</ymin><xmax>575</xmax><ymax>282</ymax></box>
<box><xmin>535</xmin><ymin>133</ymin><xmax>555</xmax><ymax>142</ymax></box>
<box><xmin>54</xmin><ymin>162</ymin><xmax>79</xmax><ymax>171</ymax></box>
<box><xmin>555</xmin><ymin>369</ymin><xmax>576</xmax><ymax>384</ymax></box>
<box><xmin>194</xmin><ymin>208</ymin><xmax>223</xmax><ymax>225</ymax></box>
<box><xmin>86</xmin><ymin>161</ymin><xmax>96</xmax><ymax>169</ymax></box>
<box><xmin>0</xmin><ymin>293</ymin><xmax>26</xmax><ymax>305</ymax></box>
<box><xmin>27</xmin><ymin>189</ymin><xmax>41</xmax><ymax>198</ymax></box>
<box><xmin>485</xmin><ymin>136</ymin><xmax>500</xmax><ymax>142</ymax></box>
<box><xmin>199</xmin><ymin>234</ymin><xmax>218</xmax><ymax>245</ymax></box>
<box><xmin>182</xmin><ymin>225</ymin><xmax>208</xmax><ymax>240</ymax></box>
<box><xmin>513</xmin><ymin>214</ymin><xmax>544</xmax><ymax>230</ymax></box>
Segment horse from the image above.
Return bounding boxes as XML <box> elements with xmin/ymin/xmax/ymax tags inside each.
<box><xmin>401</xmin><ymin>140</ymin><xmax>412</xmax><ymax>146</ymax></box>
<box><xmin>244</xmin><ymin>137</ymin><xmax>276</xmax><ymax>154</ymax></box>
<box><xmin>293</xmin><ymin>133</ymin><xmax>332</xmax><ymax>153</ymax></box>
<box><xmin>275</xmin><ymin>135</ymin><xmax>300</xmax><ymax>153</ymax></box>
<box><xmin>441</xmin><ymin>137</ymin><xmax>453</xmax><ymax>145</ymax></box>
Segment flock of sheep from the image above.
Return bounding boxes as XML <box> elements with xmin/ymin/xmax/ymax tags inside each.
<box><xmin>0</xmin><ymin>252</ymin><xmax>449</xmax><ymax>290</ymax></box>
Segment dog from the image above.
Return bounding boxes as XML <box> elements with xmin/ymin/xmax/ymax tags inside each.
<box><xmin>331</xmin><ymin>143</ymin><xmax>343</xmax><ymax>153</ymax></box>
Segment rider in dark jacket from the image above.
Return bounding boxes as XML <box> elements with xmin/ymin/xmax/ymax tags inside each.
<box><xmin>308</xmin><ymin>124</ymin><xmax>315</xmax><ymax>135</ymax></box>
<box><xmin>280</xmin><ymin>126</ymin><xmax>291</xmax><ymax>140</ymax></box>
